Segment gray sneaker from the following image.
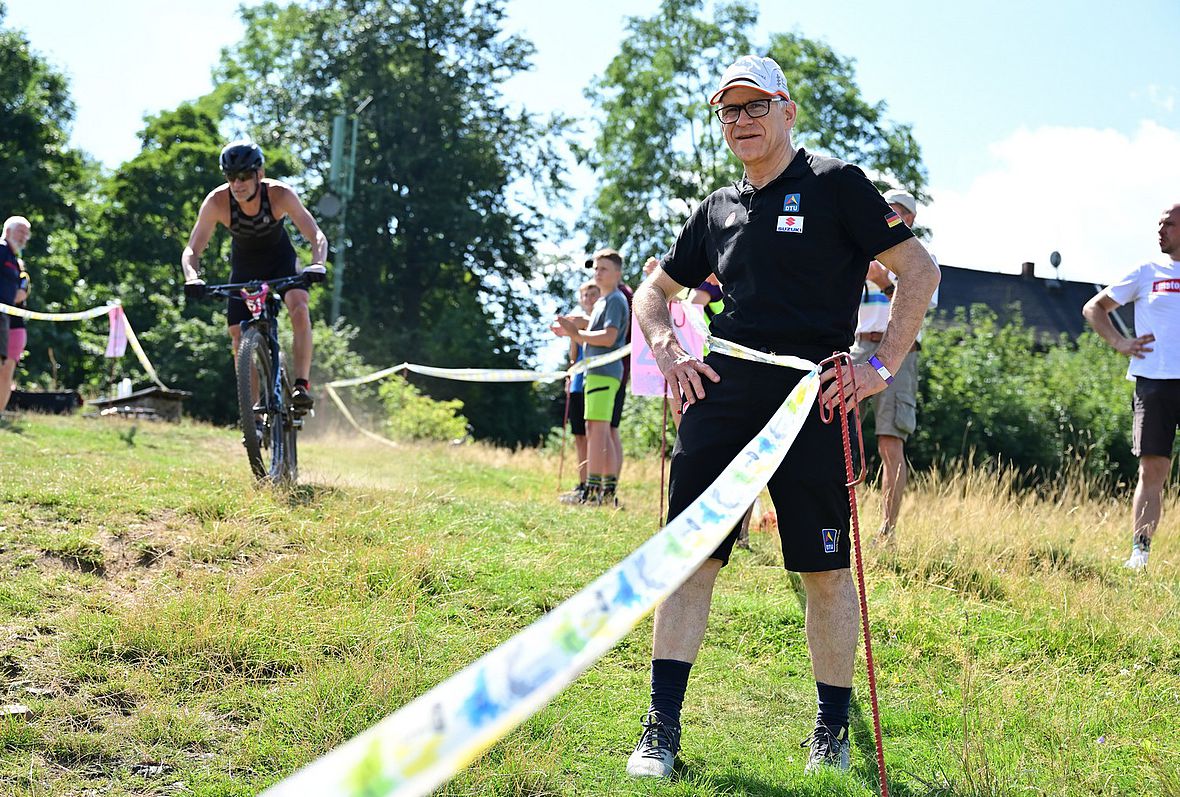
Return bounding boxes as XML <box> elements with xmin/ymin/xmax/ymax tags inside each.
<box><xmin>626</xmin><ymin>711</ymin><xmax>680</xmax><ymax>778</ymax></box>
<box><xmin>802</xmin><ymin>724</ymin><xmax>850</xmax><ymax>773</ymax></box>
<box><xmin>558</xmin><ymin>484</ymin><xmax>586</xmax><ymax>505</ymax></box>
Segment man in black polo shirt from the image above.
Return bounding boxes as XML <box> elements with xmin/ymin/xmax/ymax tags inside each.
<box><xmin>626</xmin><ymin>55</ymin><xmax>939</xmax><ymax>778</ymax></box>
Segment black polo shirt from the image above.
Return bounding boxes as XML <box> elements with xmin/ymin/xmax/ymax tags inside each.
<box><xmin>661</xmin><ymin>148</ymin><xmax>914</xmax><ymax>359</ymax></box>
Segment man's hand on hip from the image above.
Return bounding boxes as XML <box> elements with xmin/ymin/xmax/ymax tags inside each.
<box><xmin>655</xmin><ymin>348</ymin><xmax>720</xmax><ymax>407</ymax></box>
<box><xmin>1115</xmin><ymin>333</ymin><xmax>1155</xmax><ymax>359</ymax></box>
<box><xmin>819</xmin><ymin>361</ymin><xmax>888</xmax><ymax>411</ymax></box>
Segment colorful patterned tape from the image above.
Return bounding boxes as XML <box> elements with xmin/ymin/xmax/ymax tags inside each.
<box><xmin>260</xmin><ymin>367</ymin><xmax>821</xmax><ymax>797</ymax></box>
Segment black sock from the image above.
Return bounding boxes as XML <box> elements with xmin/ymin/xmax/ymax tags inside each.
<box><xmin>816</xmin><ymin>681</ymin><xmax>852</xmax><ymax>733</ymax></box>
<box><xmin>295</xmin><ymin>378</ymin><xmax>309</xmax><ymax>389</ymax></box>
<box><xmin>650</xmin><ymin>659</ymin><xmax>692</xmax><ymax>726</ymax></box>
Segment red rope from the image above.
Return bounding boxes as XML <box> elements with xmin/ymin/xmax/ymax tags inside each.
<box><xmin>557</xmin><ymin>376</ymin><xmax>572</xmax><ymax>493</ymax></box>
<box><xmin>821</xmin><ymin>353</ymin><xmax>888</xmax><ymax>797</ymax></box>
<box><xmin>659</xmin><ymin>379</ymin><xmax>669</xmax><ymax>528</ymax></box>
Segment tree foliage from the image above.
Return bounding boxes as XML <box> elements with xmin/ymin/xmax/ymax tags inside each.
<box><xmin>909</xmin><ymin>309</ymin><xmax>1137</xmax><ymax>488</ymax></box>
<box><xmin>217</xmin><ymin>0</ymin><xmax>571</xmax><ymax>445</ymax></box>
<box><xmin>0</xmin><ymin>3</ymin><xmax>100</xmax><ymax>389</ymax></box>
<box><xmin>582</xmin><ymin>0</ymin><xmax>927</xmax><ymax>274</ymax></box>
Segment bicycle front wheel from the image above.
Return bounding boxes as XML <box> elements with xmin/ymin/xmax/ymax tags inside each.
<box><xmin>236</xmin><ymin>327</ymin><xmax>284</xmax><ymax>482</ymax></box>
<box><xmin>278</xmin><ymin>355</ymin><xmax>298</xmax><ymax>483</ymax></box>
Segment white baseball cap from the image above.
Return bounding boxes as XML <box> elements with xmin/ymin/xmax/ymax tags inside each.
<box><xmin>709</xmin><ymin>55</ymin><xmax>791</xmax><ymax>105</ymax></box>
<box><xmin>883</xmin><ymin>189</ymin><xmax>917</xmax><ymax>215</ymax></box>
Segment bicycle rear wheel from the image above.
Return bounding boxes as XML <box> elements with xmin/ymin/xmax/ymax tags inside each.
<box><xmin>237</xmin><ymin>327</ymin><xmax>290</xmax><ymax>482</ymax></box>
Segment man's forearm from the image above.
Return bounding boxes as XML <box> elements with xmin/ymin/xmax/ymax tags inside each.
<box><xmin>876</xmin><ymin>259</ymin><xmax>939</xmax><ymax>371</ymax></box>
<box><xmin>635</xmin><ymin>281</ymin><xmax>683</xmax><ymax>367</ymax></box>
<box><xmin>1083</xmin><ymin>304</ymin><xmax>1125</xmax><ymax>349</ymax></box>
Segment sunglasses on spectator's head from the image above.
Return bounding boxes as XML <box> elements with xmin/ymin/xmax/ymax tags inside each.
<box><xmin>224</xmin><ymin>170</ymin><xmax>257</xmax><ymax>183</ymax></box>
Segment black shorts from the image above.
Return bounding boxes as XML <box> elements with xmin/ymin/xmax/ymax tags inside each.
<box><xmin>1133</xmin><ymin>377</ymin><xmax>1180</xmax><ymax>458</ymax></box>
<box><xmin>667</xmin><ymin>353</ymin><xmax>853</xmax><ymax>572</ymax></box>
<box><xmin>568</xmin><ymin>391</ymin><xmax>586</xmax><ymax>436</ymax></box>
<box><xmin>611</xmin><ymin>380</ymin><xmax>625</xmax><ymax>428</ymax></box>
<box><xmin>226</xmin><ymin>243</ymin><xmax>298</xmax><ymax>327</ymax></box>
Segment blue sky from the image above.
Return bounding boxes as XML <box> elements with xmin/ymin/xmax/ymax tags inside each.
<box><xmin>6</xmin><ymin>0</ymin><xmax>1179</xmax><ymax>284</ymax></box>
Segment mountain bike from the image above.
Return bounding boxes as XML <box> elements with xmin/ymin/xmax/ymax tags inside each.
<box><xmin>190</xmin><ymin>268</ymin><xmax>324</xmax><ymax>484</ymax></box>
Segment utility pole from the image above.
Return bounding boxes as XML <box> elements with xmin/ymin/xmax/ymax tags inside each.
<box><xmin>320</xmin><ymin>95</ymin><xmax>373</xmax><ymax>324</ymax></box>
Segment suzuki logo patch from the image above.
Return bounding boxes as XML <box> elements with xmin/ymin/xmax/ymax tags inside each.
<box><xmin>783</xmin><ymin>193</ymin><xmax>800</xmax><ymax>213</ymax></box>
<box><xmin>776</xmin><ymin>215</ymin><xmax>804</xmax><ymax>233</ymax></box>
<box><xmin>822</xmin><ymin>528</ymin><xmax>840</xmax><ymax>554</ymax></box>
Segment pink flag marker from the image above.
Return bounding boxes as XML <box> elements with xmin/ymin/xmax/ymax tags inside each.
<box><xmin>629</xmin><ymin>301</ymin><xmax>706</xmax><ymax>397</ymax></box>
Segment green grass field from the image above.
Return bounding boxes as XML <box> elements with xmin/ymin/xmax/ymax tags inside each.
<box><xmin>1</xmin><ymin>414</ymin><xmax>1177</xmax><ymax>796</ymax></box>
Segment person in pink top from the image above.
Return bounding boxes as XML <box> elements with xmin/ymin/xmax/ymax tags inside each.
<box><xmin>1083</xmin><ymin>203</ymin><xmax>1180</xmax><ymax>570</ymax></box>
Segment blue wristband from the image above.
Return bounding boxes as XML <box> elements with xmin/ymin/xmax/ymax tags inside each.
<box><xmin>868</xmin><ymin>354</ymin><xmax>894</xmax><ymax>384</ymax></box>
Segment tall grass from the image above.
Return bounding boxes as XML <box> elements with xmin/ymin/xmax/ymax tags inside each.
<box><xmin>1</xmin><ymin>415</ymin><xmax>1177</xmax><ymax>796</ymax></box>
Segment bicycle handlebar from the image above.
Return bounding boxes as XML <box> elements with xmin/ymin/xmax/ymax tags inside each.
<box><xmin>187</xmin><ymin>268</ymin><xmax>325</xmax><ymax>301</ymax></box>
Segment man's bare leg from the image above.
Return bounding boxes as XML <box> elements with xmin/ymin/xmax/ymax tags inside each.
<box><xmin>1127</xmin><ymin>454</ymin><xmax>1170</xmax><ymax>568</ymax></box>
<box><xmin>283</xmin><ymin>289</ymin><xmax>312</xmax><ymax>382</ymax></box>
<box><xmin>628</xmin><ymin>559</ymin><xmax>723</xmax><ymax>778</ymax></box>
<box><xmin>800</xmin><ymin>568</ymin><xmax>858</xmax><ymax>771</ymax></box>
<box><xmin>877</xmin><ymin>434</ymin><xmax>906</xmax><ymax>540</ymax></box>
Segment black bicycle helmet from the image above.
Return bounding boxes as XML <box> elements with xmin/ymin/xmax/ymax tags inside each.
<box><xmin>219</xmin><ymin>140</ymin><xmax>265</xmax><ymax>173</ymax></box>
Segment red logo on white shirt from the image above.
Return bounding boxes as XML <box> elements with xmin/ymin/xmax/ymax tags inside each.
<box><xmin>1152</xmin><ymin>279</ymin><xmax>1180</xmax><ymax>293</ymax></box>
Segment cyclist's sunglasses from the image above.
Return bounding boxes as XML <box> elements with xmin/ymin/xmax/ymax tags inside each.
<box><xmin>224</xmin><ymin>169</ymin><xmax>258</xmax><ymax>183</ymax></box>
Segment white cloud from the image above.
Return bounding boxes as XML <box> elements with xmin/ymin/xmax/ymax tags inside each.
<box><xmin>924</xmin><ymin>121</ymin><xmax>1180</xmax><ymax>285</ymax></box>
<box><xmin>1148</xmin><ymin>85</ymin><xmax>1176</xmax><ymax>113</ymax></box>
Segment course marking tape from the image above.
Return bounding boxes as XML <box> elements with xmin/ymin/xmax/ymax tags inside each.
<box><xmin>260</xmin><ymin>367</ymin><xmax>820</xmax><ymax>797</ymax></box>
<box><xmin>324</xmin><ymin>385</ymin><xmax>399</xmax><ymax>449</ymax></box>
<box><xmin>681</xmin><ymin>306</ymin><xmax>818</xmax><ymax>372</ymax></box>
<box><xmin>0</xmin><ymin>301</ymin><xmax>113</xmax><ymax>322</ymax></box>
<box><xmin>324</xmin><ymin>346</ymin><xmax>632</xmax><ymax>389</ymax></box>
<box><xmin>120</xmin><ymin>314</ymin><xmax>169</xmax><ymax>390</ymax></box>
<box><xmin>0</xmin><ymin>300</ymin><xmax>170</xmax><ymax>390</ymax></box>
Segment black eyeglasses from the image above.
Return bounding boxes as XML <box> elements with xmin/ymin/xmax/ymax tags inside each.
<box><xmin>715</xmin><ymin>98</ymin><xmax>785</xmax><ymax>125</ymax></box>
<box><xmin>224</xmin><ymin>170</ymin><xmax>257</xmax><ymax>183</ymax></box>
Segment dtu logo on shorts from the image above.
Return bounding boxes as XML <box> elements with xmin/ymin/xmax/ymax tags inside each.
<box><xmin>821</xmin><ymin>528</ymin><xmax>840</xmax><ymax>554</ymax></box>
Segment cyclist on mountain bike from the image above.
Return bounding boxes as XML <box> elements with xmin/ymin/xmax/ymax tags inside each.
<box><xmin>181</xmin><ymin>141</ymin><xmax>328</xmax><ymax>410</ymax></box>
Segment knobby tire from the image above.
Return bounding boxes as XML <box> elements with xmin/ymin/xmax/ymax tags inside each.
<box><xmin>237</xmin><ymin>328</ymin><xmax>294</xmax><ymax>484</ymax></box>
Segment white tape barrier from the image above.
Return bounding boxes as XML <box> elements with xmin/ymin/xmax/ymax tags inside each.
<box><xmin>0</xmin><ymin>301</ymin><xmax>112</xmax><ymax>322</ymax></box>
<box><xmin>324</xmin><ymin>345</ymin><xmax>632</xmax><ymax>389</ymax></box>
<box><xmin>324</xmin><ymin>385</ymin><xmax>400</xmax><ymax>449</ymax></box>
<box><xmin>0</xmin><ymin>300</ymin><xmax>170</xmax><ymax>390</ymax></box>
<box><xmin>261</xmin><ymin>366</ymin><xmax>820</xmax><ymax>797</ymax></box>
<box><xmin>120</xmin><ymin>313</ymin><xmax>169</xmax><ymax>390</ymax></box>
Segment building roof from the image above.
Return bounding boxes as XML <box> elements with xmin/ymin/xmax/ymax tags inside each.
<box><xmin>932</xmin><ymin>263</ymin><xmax>1135</xmax><ymax>340</ymax></box>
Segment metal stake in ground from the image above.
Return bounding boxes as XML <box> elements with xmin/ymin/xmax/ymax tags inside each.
<box><xmin>820</xmin><ymin>352</ymin><xmax>889</xmax><ymax>797</ymax></box>
<box><xmin>557</xmin><ymin>376</ymin><xmax>572</xmax><ymax>493</ymax></box>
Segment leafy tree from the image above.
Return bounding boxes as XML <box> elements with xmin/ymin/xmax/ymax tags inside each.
<box><xmin>0</xmin><ymin>2</ymin><xmax>91</xmax><ymax>256</ymax></box>
<box><xmin>217</xmin><ymin>0</ymin><xmax>571</xmax><ymax>445</ymax></box>
<box><xmin>583</xmin><ymin>0</ymin><xmax>927</xmax><ymax>272</ymax></box>
<box><xmin>0</xmin><ymin>4</ymin><xmax>104</xmax><ymax>392</ymax></box>
<box><xmin>909</xmin><ymin>308</ymin><xmax>1137</xmax><ymax>488</ymax></box>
